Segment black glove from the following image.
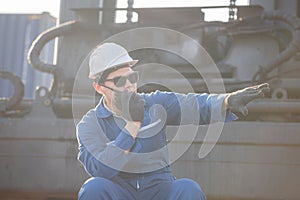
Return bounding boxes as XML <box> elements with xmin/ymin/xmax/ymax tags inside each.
<box><xmin>227</xmin><ymin>83</ymin><xmax>270</xmax><ymax>116</ymax></box>
<box><xmin>114</xmin><ymin>90</ymin><xmax>145</xmax><ymax>123</ymax></box>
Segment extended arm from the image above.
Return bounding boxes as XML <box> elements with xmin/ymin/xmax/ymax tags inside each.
<box><xmin>145</xmin><ymin>91</ymin><xmax>237</xmax><ymax>125</ymax></box>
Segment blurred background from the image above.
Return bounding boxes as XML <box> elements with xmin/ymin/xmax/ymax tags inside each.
<box><xmin>0</xmin><ymin>0</ymin><xmax>300</xmax><ymax>199</ymax></box>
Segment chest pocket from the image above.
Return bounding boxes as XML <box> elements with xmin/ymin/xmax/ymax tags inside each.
<box><xmin>139</xmin><ymin>104</ymin><xmax>167</xmax><ymax>138</ymax></box>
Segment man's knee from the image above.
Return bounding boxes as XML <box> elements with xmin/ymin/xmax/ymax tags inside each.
<box><xmin>78</xmin><ymin>177</ymin><xmax>114</xmax><ymax>200</ymax></box>
<box><xmin>171</xmin><ymin>178</ymin><xmax>206</xmax><ymax>200</ymax></box>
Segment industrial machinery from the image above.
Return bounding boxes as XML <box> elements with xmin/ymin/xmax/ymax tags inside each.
<box><xmin>1</xmin><ymin>0</ymin><xmax>300</xmax><ymax>199</ymax></box>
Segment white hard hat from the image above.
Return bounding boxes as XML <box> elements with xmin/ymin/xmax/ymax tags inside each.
<box><xmin>88</xmin><ymin>42</ymin><xmax>138</xmax><ymax>79</ymax></box>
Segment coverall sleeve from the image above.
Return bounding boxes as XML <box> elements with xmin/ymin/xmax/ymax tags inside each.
<box><xmin>146</xmin><ymin>91</ymin><xmax>237</xmax><ymax>125</ymax></box>
<box><xmin>76</xmin><ymin>111</ymin><xmax>141</xmax><ymax>179</ymax></box>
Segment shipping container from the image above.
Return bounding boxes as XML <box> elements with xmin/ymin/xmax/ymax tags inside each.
<box><xmin>0</xmin><ymin>13</ymin><xmax>56</xmax><ymax>98</ymax></box>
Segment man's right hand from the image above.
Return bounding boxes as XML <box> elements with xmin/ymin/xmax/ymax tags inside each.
<box><xmin>114</xmin><ymin>90</ymin><xmax>145</xmax><ymax>123</ymax></box>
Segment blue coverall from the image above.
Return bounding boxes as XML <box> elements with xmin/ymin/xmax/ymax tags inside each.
<box><xmin>76</xmin><ymin>91</ymin><xmax>237</xmax><ymax>200</ymax></box>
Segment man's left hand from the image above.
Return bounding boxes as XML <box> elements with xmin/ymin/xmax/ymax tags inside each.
<box><xmin>225</xmin><ymin>83</ymin><xmax>270</xmax><ymax>116</ymax></box>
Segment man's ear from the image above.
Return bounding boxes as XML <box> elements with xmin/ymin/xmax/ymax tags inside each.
<box><xmin>93</xmin><ymin>82</ymin><xmax>104</xmax><ymax>95</ymax></box>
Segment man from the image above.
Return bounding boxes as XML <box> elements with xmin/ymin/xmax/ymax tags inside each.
<box><xmin>76</xmin><ymin>43</ymin><xmax>269</xmax><ymax>200</ymax></box>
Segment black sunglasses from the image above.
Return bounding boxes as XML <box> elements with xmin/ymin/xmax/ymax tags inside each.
<box><xmin>102</xmin><ymin>72</ymin><xmax>139</xmax><ymax>87</ymax></box>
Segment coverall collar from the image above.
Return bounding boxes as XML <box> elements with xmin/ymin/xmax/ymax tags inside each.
<box><xmin>95</xmin><ymin>97</ymin><xmax>113</xmax><ymax>118</ymax></box>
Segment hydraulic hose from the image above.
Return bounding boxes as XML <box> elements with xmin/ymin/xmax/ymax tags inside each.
<box><xmin>0</xmin><ymin>71</ymin><xmax>24</xmax><ymax>111</ymax></box>
<box><xmin>27</xmin><ymin>20</ymin><xmax>79</xmax><ymax>96</ymax></box>
<box><xmin>252</xmin><ymin>11</ymin><xmax>300</xmax><ymax>82</ymax></box>
<box><xmin>28</xmin><ymin>20</ymin><xmax>78</xmax><ymax>74</ymax></box>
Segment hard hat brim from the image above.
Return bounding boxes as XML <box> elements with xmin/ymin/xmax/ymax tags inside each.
<box><xmin>89</xmin><ymin>59</ymin><xmax>139</xmax><ymax>79</ymax></box>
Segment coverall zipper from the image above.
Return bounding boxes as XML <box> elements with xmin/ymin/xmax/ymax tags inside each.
<box><xmin>136</xmin><ymin>179</ymin><xmax>140</xmax><ymax>189</ymax></box>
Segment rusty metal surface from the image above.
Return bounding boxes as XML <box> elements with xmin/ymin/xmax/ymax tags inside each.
<box><xmin>0</xmin><ymin>190</ymin><xmax>76</xmax><ymax>200</ymax></box>
<box><xmin>170</xmin><ymin>122</ymin><xmax>300</xmax><ymax>199</ymax></box>
<box><xmin>1</xmin><ymin>117</ymin><xmax>300</xmax><ymax>199</ymax></box>
<box><xmin>1</xmin><ymin>1</ymin><xmax>300</xmax><ymax>199</ymax></box>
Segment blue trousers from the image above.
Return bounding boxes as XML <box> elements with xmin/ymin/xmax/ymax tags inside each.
<box><xmin>78</xmin><ymin>174</ymin><xmax>206</xmax><ymax>200</ymax></box>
